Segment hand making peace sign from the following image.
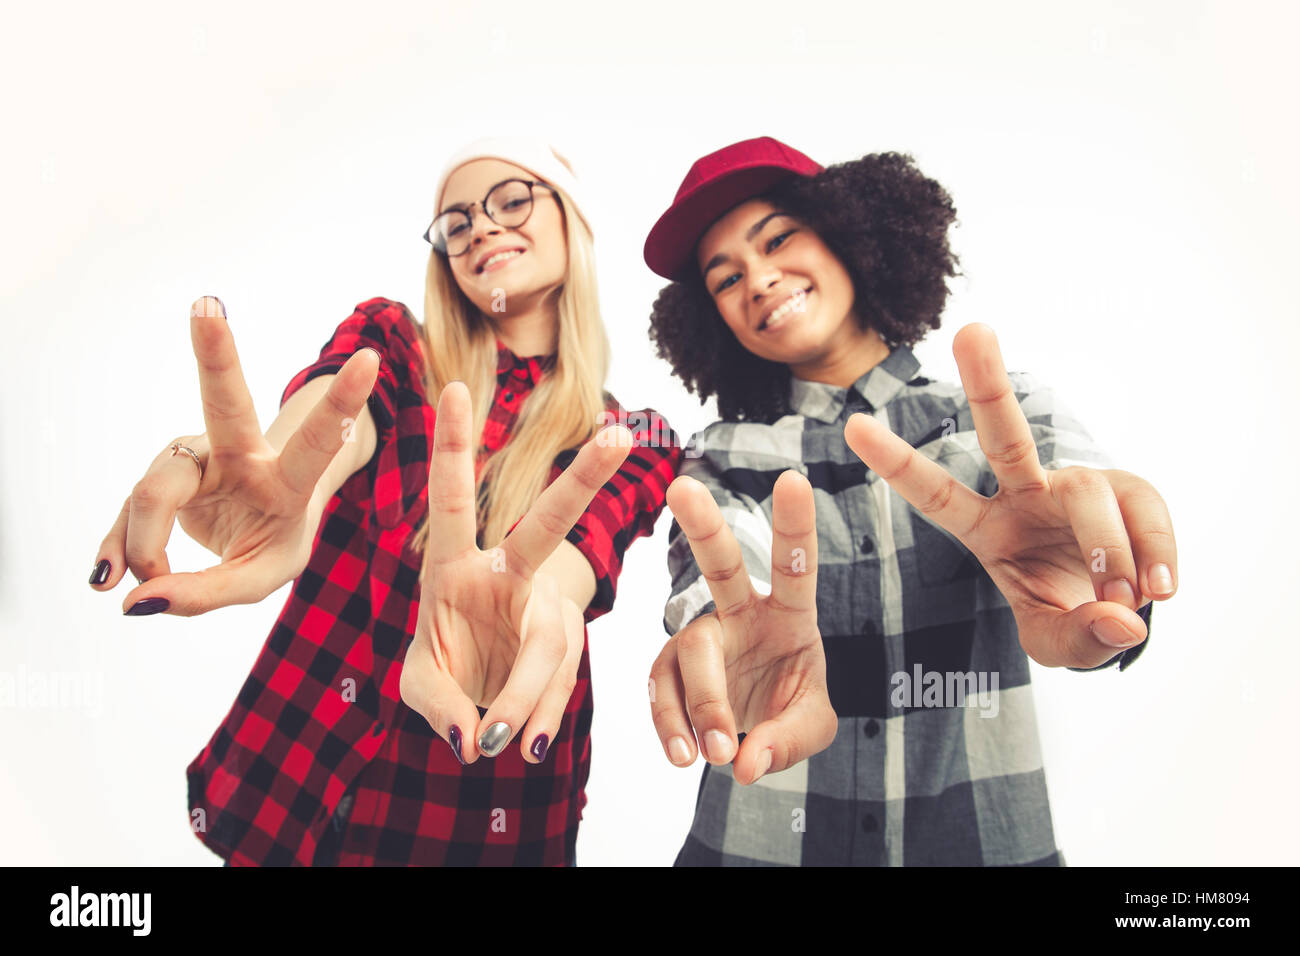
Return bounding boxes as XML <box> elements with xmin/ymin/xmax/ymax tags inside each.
<box><xmin>649</xmin><ymin>470</ymin><xmax>837</xmax><ymax>785</ymax></box>
<box><xmin>398</xmin><ymin>381</ymin><xmax>634</xmax><ymax>765</ymax></box>
<box><xmin>93</xmin><ymin>296</ymin><xmax>383</xmax><ymax>616</ymax></box>
<box><xmin>844</xmin><ymin>324</ymin><xmax>1178</xmax><ymax>670</ymax></box>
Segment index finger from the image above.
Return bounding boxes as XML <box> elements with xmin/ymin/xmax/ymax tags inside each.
<box><xmin>191</xmin><ymin>297</ymin><xmax>265</xmax><ymax>454</ymax></box>
<box><xmin>952</xmin><ymin>324</ymin><xmax>1049</xmax><ymax>494</ymax></box>
<box><xmin>844</xmin><ymin>412</ymin><xmax>987</xmax><ymax>541</ymax></box>
<box><xmin>276</xmin><ymin>348</ymin><xmax>381</xmax><ymax>499</ymax></box>
<box><xmin>500</xmin><ymin>425</ymin><xmax>633</xmax><ymax>576</ymax></box>
<box><xmin>768</xmin><ymin>470</ymin><xmax>818</xmax><ymax>614</ymax></box>
<box><xmin>665</xmin><ymin>475</ymin><xmax>757</xmax><ymax>617</ymax></box>
<box><xmin>426</xmin><ymin>381</ymin><xmax>479</xmax><ymax>563</ymax></box>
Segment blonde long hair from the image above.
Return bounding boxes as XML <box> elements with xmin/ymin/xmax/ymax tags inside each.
<box><xmin>407</xmin><ymin>183</ymin><xmax>611</xmax><ymax>581</ymax></box>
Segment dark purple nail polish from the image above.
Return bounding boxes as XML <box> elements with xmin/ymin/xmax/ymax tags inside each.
<box><xmin>448</xmin><ymin>724</ymin><xmax>466</xmax><ymax>765</ymax></box>
<box><xmin>124</xmin><ymin>597</ymin><xmax>169</xmax><ymax>616</ymax></box>
<box><xmin>89</xmin><ymin>559</ymin><xmax>110</xmax><ymax>586</ymax></box>
<box><xmin>530</xmin><ymin>734</ymin><xmax>549</xmax><ymax>762</ymax></box>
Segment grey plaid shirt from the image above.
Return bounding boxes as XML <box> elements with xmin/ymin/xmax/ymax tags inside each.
<box><xmin>662</xmin><ymin>344</ymin><xmax>1151</xmax><ymax>866</ymax></box>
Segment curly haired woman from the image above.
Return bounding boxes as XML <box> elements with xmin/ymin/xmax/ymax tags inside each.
<box><xmin>643</xmin><ymin>136</ymin><xmax>1177</xmax><ymax>866</ymax></box>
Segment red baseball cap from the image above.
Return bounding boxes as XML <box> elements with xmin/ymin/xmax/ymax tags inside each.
<box><xmin>643</xmin><ymin>136</ymin><xmax>823</xmax><ymax>281</ymax></box>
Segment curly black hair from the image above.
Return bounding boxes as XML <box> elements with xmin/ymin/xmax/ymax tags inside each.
<box><xmin>648</xmin><ymin>151</ymin><xmax>962</xmax><ymax>423</ymax></box>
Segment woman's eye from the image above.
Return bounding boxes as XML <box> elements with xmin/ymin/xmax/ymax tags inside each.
<box><xmin>767</xmin><ymin>230</ymin><xmax>795</xmax><ymax>252</ymax></box>
<box><xmin>714</xmin><ymin>273</ymin><xmax>740</xmax><ymax>294</ymax></box>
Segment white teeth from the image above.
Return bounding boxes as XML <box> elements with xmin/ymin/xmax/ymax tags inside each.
<box><xmin>481</xmin><ymin>250</ymin><xmax>522</xmax><ymax>270</ymax></box>
<box><xmin>763</xmin><ymin>291</ymin><xmax>806</xmax><ymax>328</ymax></box>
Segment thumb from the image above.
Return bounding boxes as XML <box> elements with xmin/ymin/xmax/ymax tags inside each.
<box><xmin>1020</xmin><ymin>600</ymin><xmax>1149</xmax><ymax>669</ymax></box>
<box><xmin>120</xmin><ymin>561</ymin><xmax>284</xmax><ymax>617</ymax></box>
<box><xmin>734</xmin><ymin>684</ymin><xmax>838</xmax><ymax>785</ymax></box>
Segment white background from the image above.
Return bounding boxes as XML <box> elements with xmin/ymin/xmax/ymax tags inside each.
<box><xmin>2</xmin><ymin>0</ymin><xmax>1297</xmax><ymax>866</ymax></box>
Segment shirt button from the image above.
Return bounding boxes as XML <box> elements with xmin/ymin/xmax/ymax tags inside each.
<box><xmin>861</xmin><ymin>813</ymin><xmax>878</xmax><ymax>833</ymax></box>
<box><xmin>371</xmin><ymin>721</ymin><xmax>385</xmax><ymax>736</ymax></box>
<box><xmin>504</xmin><ymin>391</ymin><xmax>515</xmax><ymax>402</ymax></box>
<box><xmin>860</xmin><ymin>534</ymin><xmax>874</xmax><ymax>555</ymax></box>
<box><xmin>863</xmin><ymin>719</ymin><xmax>880</xmax><ymax>738</ymax></box>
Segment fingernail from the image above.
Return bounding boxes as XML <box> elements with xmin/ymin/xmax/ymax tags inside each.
<box><xmin>124</xmin><ymin>597</ymin><xmax>169</xmax><ymax>616</ymax></box>
<box><xmin>191</xmin><ymin>296</ymin><xmax>226</xmax><ymax>319</ymax></box>
<box><xmin>448</xmin><ymin>725</ymin><xmax>466</xmax><ymax>765</ymax></box>
<box><xmin>1091</xmin><ymin>617</ymin><xmax>1142</xmax><ymax>647</ymax></box>
<box><xmin>704</xmin><ymin>730</ymin><xmax>734</xmax><ymax>762</ymax></box>
<box><xmin>753</xmin><ymin>748</ymin><xmax>773</xmax><ymax>781</ymax></box>
<box><xmin>1103</xmin><ymin>578</ymin><xmax>1136</xmax><ymax>608</ymax></box>
<box><xmin>89</xmin><ymin>559</ymin><xmax>110</xmax><ymax>586</ymax></box>
<box><xmin>1149</xmin><ymin>563</ymin><xmax>1174</xmax><ymax>596</ymax></box>
<box><xmin>667</xmin><ymin>736</ymin><xmax>691</xmax><ymax>766</ymax></box>
<box><xmin>477</xmin><ymin>721</ymin><xmax>511</xmax><ymax>757</ymax></box>
<box><xmin>530</xmin><ymin>734</ymin><xmax>549</xmax><ymax>762</ymax></box>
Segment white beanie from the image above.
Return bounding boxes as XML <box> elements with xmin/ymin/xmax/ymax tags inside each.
<box><xmin>431</xmin><ymin>136</ymin><xmax>593</xmax><ymax>239</ymax></box>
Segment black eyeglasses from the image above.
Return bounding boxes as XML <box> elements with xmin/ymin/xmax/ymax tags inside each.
<box><xmin>423</xmin><ymin>178</ymin><xmax>557</xmax><ymax>256</ymax></box>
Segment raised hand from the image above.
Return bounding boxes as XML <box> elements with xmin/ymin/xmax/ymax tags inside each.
<box><xmin>844</xmin><ymin>323</ymin><xmax>1178</xmax><ymax>670</ymax></box>
<box><xmin>648</xmin><ymin>471</ymin><xmax>837</xmax><ymax>785</ymax></box>
<box><xmin>93</xmin><ymin>296</ymin><xmax>382</xmax><ymax>616</ymax></box>
<box><xmin>398</xmin><ymin>381</ymin><xmax>634</xmax><ymax>764</ymax></box>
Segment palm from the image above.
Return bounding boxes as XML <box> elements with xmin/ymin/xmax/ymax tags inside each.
<box><xmin>845</xmin><ymin>324</ymin><xmax>1176</xmax><ymax>670</ymax></box>
<box><xmin>717</xmin><ymin>603</ymin><xmax>827</xmax><ymax>734</ymax></box>
<box><xmin>176</xmin><ymin>441</ymin><xmax>311</xmax><ymax>564</ymax></box>
<box><xmin>420</xmin><ymin>550</ymin><xmax>536</xmax><ymax>707</ymax></box>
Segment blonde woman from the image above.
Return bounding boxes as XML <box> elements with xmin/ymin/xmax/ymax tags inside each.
<box><xmin>93</xmin><ymin>138</ymin><xmax>682</xmax><ymax>865</ymax></box>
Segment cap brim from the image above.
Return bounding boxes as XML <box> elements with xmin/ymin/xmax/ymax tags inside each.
<box><xmin>643</xmin><ymin>167</ymin><xmax>808</xmax><ymax>281</ymax></box>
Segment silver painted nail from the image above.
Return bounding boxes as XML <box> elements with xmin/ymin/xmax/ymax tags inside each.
<box><xmin>477</xmin><ymin>721</ymin><xmax>512</xmax><ymax>757</ymax></box>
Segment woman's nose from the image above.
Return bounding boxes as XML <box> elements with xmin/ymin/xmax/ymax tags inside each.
<box><xmin>750</xmin><ymin>268</ymin><xmax>782</xmax><ymax>300</ymax></box>
<box><xmin>468</xmin><ymin>208</ymin><xmax>502</xmax><ymax>244</ymax></box>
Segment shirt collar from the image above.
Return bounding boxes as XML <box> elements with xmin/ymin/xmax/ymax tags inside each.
<box><xmin>788</xmin><ymin>344</ymin><xmax>922</xmax><ymax>423</ymax></box>
<box><xmin>495</xmin><ymin>338</ymin><xmax>557</xmax><ymax>388</ymax></box>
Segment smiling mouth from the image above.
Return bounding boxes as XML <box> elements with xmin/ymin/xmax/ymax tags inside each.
<box><xmin>478</xmin><ymin>249</ymin><xmax>526</xmax><ymax>274</ymax></box>
<box><xmin>758</xmin><ymin>286</ymin><xmax>813</xmax><ymax>331</ymax></box>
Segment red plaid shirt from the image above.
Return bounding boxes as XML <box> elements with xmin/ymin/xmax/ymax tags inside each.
<box><xmin>186</xmin><ymin>297</ymin><xmax>681</xmax><ymax>865</ymax></box>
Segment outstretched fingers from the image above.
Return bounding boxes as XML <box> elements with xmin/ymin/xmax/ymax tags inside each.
<box><xmin>191</xmin><ymin>296</ymin><xmax>265</xmax><ymax>455</ymax></box>
<box><xmin>952</xmin><ymin>324</ymin><xmax>1049</xmax><ymax>495</ymax></box>
<box><xmin>426</xmin><ymin>382</ymin><xmax>479</xmax><ymax>564</ymax></box>
<box><xmin>502</xmin><ymin>425</ymin><xmax>633</xmax><ymax>578</ymax></box>
<box><xmin>844</xmin><ymin>413</ymin><xmax>987</xmax><ymax>542</ymax></box>
<box><xmin>768</xmin><ymin>470</ymin><xmax>818</xmax><ymax>615</ymax></box>
<box><xmin>277</xmin><ymin>348</ymin><xmax>381</xmax><ymax>500</ymax></box>
<box><xmin>665</xmin><ymin>475</ymin><xmax>758</xmax><ymax>617</ymax></box>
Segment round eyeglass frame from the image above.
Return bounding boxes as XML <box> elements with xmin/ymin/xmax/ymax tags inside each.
<box><xmin>423</xmin><ymin>178</ymin><xmax>557</xmax><ymax>256</ymax></box>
